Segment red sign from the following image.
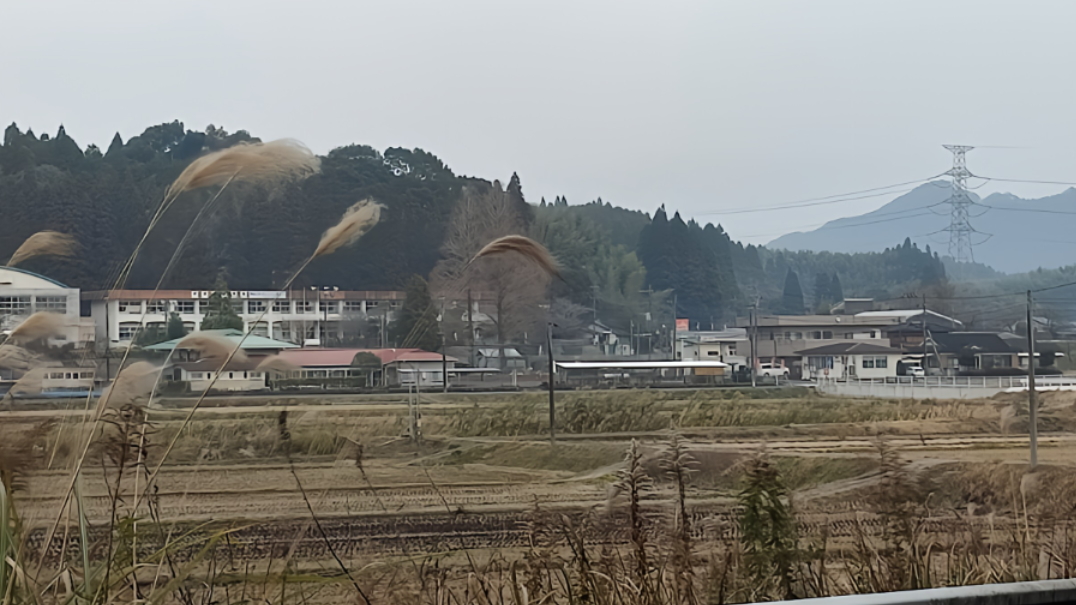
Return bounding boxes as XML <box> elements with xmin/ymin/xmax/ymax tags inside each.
<box><xmin>675</xmin><ymin>318</ymin><xmax>690</xmax><ymax>331</ymax></box>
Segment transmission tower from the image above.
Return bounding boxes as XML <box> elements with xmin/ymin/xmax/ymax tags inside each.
<box><xmin>942</xmin><ymin>144</ymin><xmax>977</xmax><ymax>263</ymax></box>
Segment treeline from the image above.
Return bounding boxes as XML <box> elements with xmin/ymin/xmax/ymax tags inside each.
<box><xmin>0</xmin><ymin>122</ymin><xmax>461</xmax><ymax>290</ymax></box>
<box><xmin>1</xmin><ymin>121</ymin><xmax>949</xmax><ymax>330</ymax></box>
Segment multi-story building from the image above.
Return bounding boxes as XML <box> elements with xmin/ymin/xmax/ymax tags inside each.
<box><xmin>736</xmin><ymin>303</ymin><xmax>963</xmax><ymax>379</ymax></box>
<box><xmin>83</xmin><ymin>288</ymin><xmax>406</xmax><ymax>346</ymax></box>
<box><xmin>0</xmin><ymin>266</ymin><xmax>95</xmax><ymax>347</ymax></box>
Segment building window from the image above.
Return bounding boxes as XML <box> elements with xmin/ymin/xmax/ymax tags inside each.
<box><xmin>118</xmin><ymin>301</ymin><xmax>142</xmax><ymax>313</ymax></box>
<box><xmin>117</xmin><ymin>322</ymin><xmax>141</xmax><ymax>341</ymax></box>
<box><xmin>862</xmin><ymin>356</ymin><xmax>888</xmax><ymax>369</ymax></box>
<box><xmin>174</xmin><ymin>300</ymin><xmax>195</xmax><ymax>314</ymax></box>
<box><xmin>146</xmin><ymin>300</ymin><xmax>168</xmax><ymax>314</ymax></box>
<box><xmin>250</xmin><ymin>371</ymin><xmax>261</xmax><ymax>378</ymax></box>
<box><xmin>344</xmin><ymin>301</ymin><xmax>364</xmax><ymax>313</ymax></box>
<box><xmin>248</xmin><ymin>300</ymin><xmax>266</xmax><ymax>313</ymax></box>
<box><xmin>273</xmin><ymin>300</ymin><xmax>291</xmax><ymax>313</ymax></box>
<box><xmin>277</xmin><ymin>323</ymin><xmax>292</xmax><ymax>340</ymax></box>
<box><xmin>231</xmin><ymin>301</ymin><xmax>245</xmax><ymax>314</ymax></box>
<box><xmin>35</xmin><ymin>296</ymin><xmax>67</xmax><ymax>313</ymax></box>
<box><xmin>0</xmin><ymin>296</ymin><xmax>32</xmax><ymax>315</ymax></box>
<box><xmin>295</xmin><ymin>301</ymin><xmax>313</xmax><ymax>314</ymax></box>
<box><xmin>727</xmin><ymin>345</ymin><xmax>737</xmax><ymax>355</ymax></box>
<box><xmin>320</xmin><ymin>301</ymin><xmax>339</xmax><ymax>314</ymax></box>
<box><xmin>249</xmin><ymin>322</ymin><xmax>269</xmax><ymax>337</ymax></box>
<box><xmin>808</xmin><ymin>356</ymin><xmax>834</xmax><ymax>370</ymax></box>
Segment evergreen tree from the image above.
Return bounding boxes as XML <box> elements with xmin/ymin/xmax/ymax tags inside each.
<box><xmin>390</xmin><ymin>275</ymin><xmax>440</xmax><ymax>351</ymax></box>
<box><xmin>166</xmin><ymin>311</ymin><xmax>187</xmax><ymax>340</ymax></box>
<box><xmin>778</xmin><ymin>269</ymin><xmax>805</xmax><ymax>315</ymax></box>
<box><xmin>200</xmin><ymin>276</ymin><xmax>244</xmax><ymax>331</ymax></box>
<box><xmin>506</xmin><ymin>172</ymin><xmax>533</xmax><ymax>226</ymax></box>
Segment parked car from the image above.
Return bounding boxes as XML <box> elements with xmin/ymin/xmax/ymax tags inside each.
<box><xmin>906</xmin><ymin>365</ymin><xmax>925</xmax><ymax>377</ymax></box>
<box><xmin>758</xmin><ymin>363</ymin><xmax>790</xmax><ymax>378</ymax></box>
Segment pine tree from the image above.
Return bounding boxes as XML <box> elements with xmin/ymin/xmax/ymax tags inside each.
<box><xmin>390</xmin><ymin>275</ymin><xmax>440</xmax><ymax>351</ymax></box>
<box><xmin>200</xmin><ymin>276</ymin><xmax>244</xmax><ymax>331</ymax></box>
<box><xmin>779</xmin><ymin>269</ymin><xmax>805</xmax><ymax>315</ymax></box>
<box><xmin>506</xmin><ymin>172</ymin><xmax>533</xmax><ymax>226</ymax></box>
<box><xmin>166</xmin><ymin>311</ymin><xmax>187</xmax><ymax>340</ymax></box>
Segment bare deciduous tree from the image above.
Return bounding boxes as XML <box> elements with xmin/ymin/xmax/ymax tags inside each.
<box><xmin>432</xmin><ymin>182</ymin><xmax>549</xmax><ymax>368</ymax></box>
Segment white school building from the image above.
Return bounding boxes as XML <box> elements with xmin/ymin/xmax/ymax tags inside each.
<box><xmin>0</xmin><ymin>266</ymin><xmax>95</xmax><ymax>347</ymax></box>
<box><xmin>83</xmin><ymin>288</ymin><xmax>405</xmax><ymax>346</ymax></box>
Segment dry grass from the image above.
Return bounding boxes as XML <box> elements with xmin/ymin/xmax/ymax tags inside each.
<box><xmin>469</xmin><ymin>234</ymin><xmax>560</xmax><ymax>277</ymax></box>
<box><xmin>4</xmin><ymin>312</ymin><xmax>65</xmax><ymax>345</ymax></box>
<box><xmin>5</xmin><ymin>230</ymin><xmax>77</xmax><ymax>267</ymax></box>
<box><xmin>164</xmin><ymin>139</ymin><xmax>320</xmax><ymax>206</ymax></box>
<box><xmin>314</xmin><ymin>199</ymin><xmax>384</xmax><ymax>258</ymax></box>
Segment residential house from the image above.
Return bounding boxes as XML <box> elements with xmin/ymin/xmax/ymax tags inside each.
<box><xmin>675</xmin><ymin>329</ymin><xmax>748</xmax><ymax>372</ymax></box>
<box><xmin>279</xmin><ymin>347</ymin><xmax>456</xmax><ymax>388</ymax></box>
<box><xmin>929</xmin><ymin>332</ymin><xmax>1023</xmax><ymax>374</ymax></box>
<box><xmin>796</xmin><ymin>342</ymin><xmax>903</xmax><ymax>381</ymax></box>
<box><xmin>737</xmin><ymin>314</ymin><xmax>895</xmax><ymax>379</ymax></box>
<box><xmin>146</xmin><ymin>329</ymin><xmax>299</xmax><ymax>392</ymax></box>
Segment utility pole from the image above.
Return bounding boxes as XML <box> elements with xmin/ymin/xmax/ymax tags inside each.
<box><xmin>1026</xmin><ymin>290</ymin><xmax>1038</xmax><ymax>468</ymax></box>
<box><xmin>943</xmin><ymin>145</ymin><xmax>979</xmax><ymax>264</ymax></box>
<box><xmin>750</xmin><ymin>299</ymin><xmax>758</xmax><ymax>388</ymax></box>
<box><xmin>467</xmin><ymin>288</ymin><xmax>475</xmax><ymax>367</ymax></box>
<box><xmin>440</xmin><ymin>296</ymin><xmax>448</xmax><ymax>394</ymax></box>
<box><xmin>921</xmin><ymin>294</ymin><xmax>928</xmax><ymax>372</ymax></box>
<box><xmin>671</xmin><ymin>292</ymin><xmax>678</xmax><ymax>361</ymax></box>
<box><xmin>547</xmin><ymin>321</ymin><xmax>556</xmax><ymax>444</ymax></box>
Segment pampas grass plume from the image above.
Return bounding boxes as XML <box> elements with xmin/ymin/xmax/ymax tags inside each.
<box><xmin>177</xmin><ymin>332</ymin><xmax>249</xmax><ymax>364</ymax></box>
<box><xmin>7</xmin><ymin>231</ymin><xmax>77</xmax><ymax>267</ymax></box>
<box><xmin>9</xmin><ymin>367</ymin><xmax>46</xmax><ymax>396</ymax></box>
<box><xmin>96</xmin><ymin>361</ymin><xmax>158</xmax><ymax>418</ymax></box>
<box><xmin>314</xmin><ymin>199</ymin><xmax>384</xmax><ymax>258</ymax></box>
<box><xmin>470</xmin><ymin>235</ymin><xmax>560</xmax><ymax>277</ymax></box>
<box><xmin>164</xmin><ymin>139</ymin><xmax>320</xmax><ymax>204</ymax></box>
<box><xmin>256</xmin><ymin>355</ymin><xmax>299</xmax><ymax>376</ymax></box>
<box><xmin>7</xmin><ymin>312</ymin><xmax>65</xmax><ymax>344</ymax></box>
<box><xmin>0</xmin><ymin>345</ymin><xmax>39</xmax><ymax>372</ymax></box>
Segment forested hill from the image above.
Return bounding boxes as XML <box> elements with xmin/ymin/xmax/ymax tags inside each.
<box><xmin>0</xmin><ymin>122</ymin><xmax>463</xmax><ymax>291</ymax></box>
<box><xmin>0</xmin><ymin>121</ymin><xmax>948</xmax><ymax>325</ymax></box>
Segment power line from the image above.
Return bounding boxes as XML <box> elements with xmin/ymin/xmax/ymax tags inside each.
<box><xmin>696</xmin><ymin>175</ymin><xmax>944</xmax><ymax>217</ymax></box>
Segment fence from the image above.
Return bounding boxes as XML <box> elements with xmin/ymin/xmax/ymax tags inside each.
<box><xmin>764</xmin><ymin>578</ymin><xmax>1076</xmax><ymax>605</ymax></box>
<box><xmin>815</xmin><ymin>375</ymin><xmax>1076</xmax><ymax>399</ymax></box>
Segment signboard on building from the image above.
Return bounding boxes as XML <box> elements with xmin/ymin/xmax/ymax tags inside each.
<box><xmin>247</xmin><ymin>291</ymin><xmax>289</xmax><ymax>299</ymax></box>
<box><xmin>675</xmin><ymin>318</ymin><xmax>690</xmax><ymax>331</ymax></box>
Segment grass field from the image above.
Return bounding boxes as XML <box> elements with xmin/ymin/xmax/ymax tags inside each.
<box><xmin>3</xmin><ymin>387</ymin><xmax>1075</xmax><ymax>604</ymax></box>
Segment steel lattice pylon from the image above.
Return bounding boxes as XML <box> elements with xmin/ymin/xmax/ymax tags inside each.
<box><xmin>942</xmin><ymin>144</ymin><xmax>976</xmax><ymax>264</ymax></box>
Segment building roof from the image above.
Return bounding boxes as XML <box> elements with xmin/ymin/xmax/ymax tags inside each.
<box><xmin>855</xmin><ymin>309</ymin><xmax>964</xmax><ymax>328</ymax></box>
<box><xmin>144</xmin><ymin>329</ymin><xmax>300</xmax><ymax>352</ymax></box>
<box><xmin>81</xmin><ymin>289</ymin><xmax>405</xmax><ymax>301</ymax></box>
<box><xmin>172</xmin><ymin>358</ymin><xmax>263</xmax><ymax>372</ymax></box>
<box><xmin>278</xmin><ymin>347</ymin><xmax>456</xmax><ymax>368</ymax></box>
<box><xmin>557</xmin><ymin>360</ymin><xmax>728</xmax><ymax>370</ymax></box>
<box><xmin>795</xmin><ymin>342</ymin><xmax>903</xmax><ymax>356</ymax></box>
<box><xmin>678</xmin><ymin>328</ymin><xmax>748</xmax><ymax>343</ymax></box>
<box><xmin>0</xmin><ymin>266</ymin><xmax>69</xmax><ymax>289</ymax></box>
<box><xmin>477</xmin><ymin>347</ymin><xmax>524</xmax><ymax>358</ymax></box>
<box><xmin>931</xmin><ymin>332</ymin><xmax>1019</xmax><ymax>354</ymax></box>
<box><xmin>740</xmin><ymin>314</ymin><xmax>902</xmax><ymax>328</ymax></box>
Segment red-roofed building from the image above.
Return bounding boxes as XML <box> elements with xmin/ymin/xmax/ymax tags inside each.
<box><xmin>278</xmin><ymin>347</ymin><xmax>456</xmax><ymax>388</ymax></box>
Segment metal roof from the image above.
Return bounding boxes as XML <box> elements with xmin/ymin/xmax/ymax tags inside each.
<box><xmin>795</xmin><ymin>342</ymin><xmax>902</xmax><ymax>356</ymax></box>
<box><xmin>278</xmin><ymin>347</ymin><xmax>455</xmax><ymax>367</ymax></box>
<box><xmin>144</xmin><ymin>329</ymin><xmax>300</xmax><ymax>351</ymax></box>
<box><xmin>557</xmin><ymin>360</ymin><xmax>727</xmax><ymax>369</ymax></box>
<box><xmin>0</xmin><ymin>266</ymin><xmax>69</xmax><ymax>288</ymax></box>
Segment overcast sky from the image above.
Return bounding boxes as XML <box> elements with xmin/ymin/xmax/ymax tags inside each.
<box><xmin>5</xmin><ymin>0</ymin><xmax>1076</xmax><ymax>246</ymax></box>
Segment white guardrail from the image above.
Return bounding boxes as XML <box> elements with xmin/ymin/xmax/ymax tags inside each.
<box><xmin>813</xmin><ymin>375</ymin><xmax>1076</xmax><ymax>399</ymax></box>
<box><xmin>763</xmin><ymin>578</ymin><xmax>1076</xmax><ymax>605</ymax></box>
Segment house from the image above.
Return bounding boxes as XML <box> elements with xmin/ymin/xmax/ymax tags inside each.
<box><xmin>796</xmin><ymin>342</ymin><xmax>903</xmax><ymax>381</ymax></box>
<box><xmin>279</xmin><ymin>347</ymin><xmax>456</xmax><ymax>388</ymax></box>
<box><xmin>145</xmin><ymin>328</ymin><xmax>299</xmax><ymax>360</ymax></box>
<box><xmin>167</xmin><ymin>359</ymin><xmax>267</xmax><ymax>392</ymax></box>
<box><xmin>476</xmin><ymin>347</ymin><xmax>527</xmax><ymax>370</ymax></box>
<box><xmin>83</xmin><ymin>288</ymin><xmax>405</xmax><ymax>346</ymax></box>
<box><xmin>588</xmin><ymin>320</ymin><xmax>632</xmax><ymax>356</ymax></box>
<box><xmin>675</xmin><ymin>329</ymin><xmax>748</xmax><ymax>372</ymax></box>
<box><xmin>737</xmin><ymin>314</ymin><xmax>895</xmax><ymax>379</ymax></box>
<box><xmin>0</xmin><ymin>266</ymin><xmax>95</xmax><ymax>347</ymax></box>
<box><xmin>929</xmin><ymin>332</ymin><xmax>1022</xmax><ymax>374</ymax></box>
<box><xmin>855</xmin><ymin>309</ymin><xmax>963</xmax><ymax>349</ymax></box>
<box><xmin>146</xmin><ymin>329</ymin><xmax>299</xmax><ymax>392</ymax></box>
